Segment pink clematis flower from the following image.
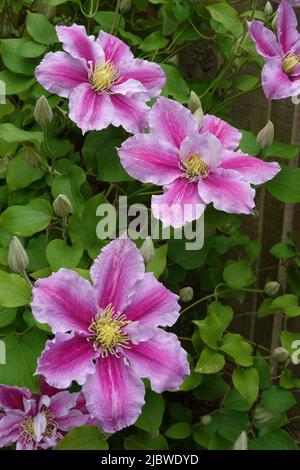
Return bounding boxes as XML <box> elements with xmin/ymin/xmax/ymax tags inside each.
<box><xmin>31</xmin><ymin>237</ymin><xmax>189</xmax><ymax>433</ymax></box>
<box><xmin>249</xmin><ymin>1</ymin><xmax>300</xmax><ymax>99</ymax></box>
<box><xmin>118</xmin><ymin>97</ymin><xmax>280</xmax><ymax>228</ymax></box>
<box><xmin>0</xmin><ymin>378</ymin><xmax>87</xmax><ymax>450</ymax></box>
<box><xmin>36</xmin><ymin>24</ymin><xmax>165</xmax><ymax>133</ymax></box>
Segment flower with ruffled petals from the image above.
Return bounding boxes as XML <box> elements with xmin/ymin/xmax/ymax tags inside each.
<box><xmin>249</xmin><ymin>1</ymin><xmax>300</xmax><ymax>99</ymax></box>
<box><xmin>36</xmin><ymin>24</ymin><xmax>165</xmax><ymax>133</ymax></box>
<box><xmin>118</xmin><ymin>97</ymin><xmax>280</xmax><ymax>228</ymax></box>
<box><xmin>31</xmin><ymin>237</ymin><xmax>189</xmax><ymax>433</ymax></box>
<box><xmin>0</xmin><ymin>378</ymin><xmax>87</xmax><ymax>450</ymax></box>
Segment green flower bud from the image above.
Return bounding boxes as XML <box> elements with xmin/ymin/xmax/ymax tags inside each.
<box><xmin>8</xmin><ymin>236</ymin><xmax>29</xmax><ymax>273</ymax></box>
<box><xmin>53</xmin><ymin>194</ymin><xmax>73</xmax><ymax>218</ymax></box>
<box><xmin>140</xmin><ymin>236</ymin><xmax>155</xmax><ymax>265</ymax></box>
<box><xmin>264</xmin><ymin>1</ymin><xmax>273</xmax><ymax>16</ymax></box>
<box><xmin>200</xmin><ymin>415</ymin><xmax>212</xmax><ymax>426</ymax></box>
<box><xmin>188</xmin><ymin>91</ymin><xmax>201</xmax><ymax>114</ymax></box>
<box><xmin>254</xmin><ymin>405</ymin><xmax>274</xmax><ymax>423</ymax></box>
<box><xmin>233</xmin><ymin>431</ymin><xmax>248</xmax><ymax>450</ymax></box>
<box><xmin>264</xmin><ymin>281</ymin><xmax>280</xmax><ymax>297</ymax></box>
<box><xmin>272</xmin><ymin>346</ymin><xmax>289</xmax><ymax>363</ymax></box>
<box><xmin>271</xmin><ymin>12</ymin><xmax>278</xmax><ymax>31</ymax></box>
<box><xmin>24</xmin><ymin>146</ymin><xmax>42</xmax><ymax>169</ymax></box>
<box><xmin>179</xmin><ymin>287</ymin><xmax>194</xmax><ymax>302</ymax></box>
<box><xmin>34</xmin><ymin>95</ymin><xmax>53</xmax><ymax>127</ymax></box>
<box><xmin>256</xmin><ymin>120</ymin><xmax>274</xmax><ymax>149</ymax></box>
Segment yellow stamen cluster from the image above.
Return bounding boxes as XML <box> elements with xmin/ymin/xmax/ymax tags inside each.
<box><xmin>88</xmin><ymin>304</ymin><xmax>131</xmax><ymax>358</ymax></box>
<box><xmin>90</xmin><ymin>61</ymin><xmax>121</xmax><ymax>92</ymax></box>
<box><xmin>19</xmin><ymin>410</ymin><xmax>55</xmax><ymax>444</ymax></box>
<box><xmin>282</xmin><ymin>53</ymin><xmax>300</xmax><ymax>74</ymax></box>
<box><xmin>184</xmin><ymin>153</ymin><xmax>209</xmax><ymax>180</ymax></box>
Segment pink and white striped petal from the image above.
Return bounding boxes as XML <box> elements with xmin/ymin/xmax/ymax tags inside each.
<box><xmin>248</xmin><ymin>21</ymin><xmax>280</xmax><ymax>59</ymax></box>
<box><xmin>220</xmin><ymin>152</ymin><xmax>280</xmax><ymax>184</ymax></box>
<box><xmin>277</xmin><ymin>0</ymin><xmax>300</xmax><ymax>54</ymax></box>
<box><xmin>0</xmin><ymin>385</ymin><xmax>31</xmax><ymax>411</ymax></box>
<box><xmin>200</xmin><ymin>115</ymin><xmax>242</xmax><ymax>150</ymax></box>
<box><xmin>262</xmin><ymin>58</ymin><xmax>300</xmax><ymax>100</ymax></box>
<box><xmin>110</xmin><ymin>93</ymin><xmax>149</xmax><ymax>134</ymax></box>
<box><xmin>121</xmin><ymin>58</ymin><xmax>166</xmax><ymax>98</ymax></box>
<box><xmin>56</xmin><ymin>24</ymin><xmax>104</xmax><ymax>63</ymax></box>
<box><xmin>96</xmin><ymin>31</ymin><xmax>133</xmax><ymax>70</ymax></box>
<box><xmin>179</xmin><ymin>132</ymin><xmax>222</xmax><ymax>170</ymax></box>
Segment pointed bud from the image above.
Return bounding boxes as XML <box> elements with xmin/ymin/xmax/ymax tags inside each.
<box><xmin>201</xmin><ymin>415</ymin><xmax>212</xmax><ymax>426</ymax></box>
<box><xmin>256</xmin><ymin>120</ymin><xmax>274</xmax><ymax>149</ymax></box>
<box><xmin>233</xmin><ymin>431</ymin><xmax>248</xmax><ymax>451</ymax></box>
<box><xmin>264</xmin><ymin>1</ymin><xmax>273</xmax><ymax>16</ymax></box>
<box><xmin>140</xmin><ymin>236</ymin><xmax>155</xmax><ymax>265</ymax></box>
<box><xmin>264</xmin><ymin>281</ymin><xmax>280</xmax><ymax>297</ymax></box>
<box><xmin>252</xmin><ymin>208</ymin><xmax>260</xmax><ymax>219</ymax></box>
<box><xmin>24</xmin><ymin>146</ymin><xmax>42</xmax><ymax>169</ymax></box>
<box><xmin>271</xmin><ymin>12</ymin><xmax>278</xmax><ymax>31</ymax></box>
<box><xmin>8</xmin><ymin>236</ymin><xmax>29</xmax><ymax>273</ymax></box>
<box><xmin>254</xmin><ymin>405</ymin><xmax>274</xmax><ymax>423</ymax></box>
<box><xmin>193</xmin><ymin>106</ymin><xmax>204</xmax><ymax>126</ymax></box>
<box><xmin>120</xmin><ymin>0</ymin><xmax>131</xmax><ymax>13</ymax></box>
<box><xmin>53</xmin><ymin>194</ymin><xmax>73</xmax><ymax>218</ymax></box>
<box><xmin>272</xmin><ymin>346</ymin><xmax>289</xmax><ymax>363</ymax></box>
<box><xmin>180</xmin><ymin>287</ymin><xmax>194</xmax><ymax>302</ymax></box>
<box><xmin>34</xmin><ymin>95</ymin><xmax>53</xmax><ymax>127</ymax></box>
<box><xmin>292</xmin><ymin>95</ymin><xmax>300</xmax><ymax>105</ymax></box>
<box><xmin>188</xmin><ymin>91</ymin><xmax>202</xmax><ymax>114</ymax></box>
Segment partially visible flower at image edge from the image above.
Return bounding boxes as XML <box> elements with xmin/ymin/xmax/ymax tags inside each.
<box><xmin>0</xmin><ymin>377</ymin><xmax>87</xmax><ymax>450</ymax></box>
<box><xmin>249</xmin><ymin>0</ymin><xmax>300</xmax><ymax>100</ymax></box>
<box><xmin>118</xmin><ymin>96</ymin><xmax>280</xmax><ymax>228</ymax></box>
<box><xmin>35</xmin><ymin>24</ymin><xmax>165</xmax><ymax>134</ymax></box>
<box><xmin>31</xmin><ymin>237</ymin><xmax>189</xmax><ymax>433</ymax></box>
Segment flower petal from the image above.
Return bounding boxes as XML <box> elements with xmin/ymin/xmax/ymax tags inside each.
<box><xmin>118</xmin><ymin>133</ymin><xmax>182</xmax><ymax>185</ymax></box>
<box><xmin>39</xmin><ymin>376</ymin><xmax>58</xmax><ymax>398</ymax></box>
<box><xmin>90</xmin><ymin>238</ymin><xmax>145</xmax><ymax>314</ymax></box>
<box><xmin>198</xmin><ymin>169</ymin><xmax>255</xmax><ymax>214</ymax></box>
<box><xmin>0</xmin><ymin>414</ymin><xmax>24</xmax><ymax>447</ymax></box>
<box><xmin>0</xmin><ymin>385</ymin><xmax>31</xmax><ymax>411</ymax></box>
<box><xmin>56</xmin><ymin>24</ymin><xmax>104</xmax><ymax>63</ymax></box>
<box><xmin>69</xmin><ymin>83</ymin><xmax>114</xmax><ymax>133</ymax></box>
<box><xmin>110</xmin><ymin>93</ymin><xmax>149</xmax><ymax>134</ymax></box>
<box><xmin>262</xmin><ymin>58</ymin><xmax>300</xmax><ymax>99</ymax></box>
<box><xmin>123</xmin><ymin>330</ymin><xmax>189</xmax><ymax>393</ymax></box>
<box><xmin>37</xmin><ymin>333</ymin><xmax>98</xmax><ymax>389</ymax></box>
<box><xmin>152</xmin><ymin>177</ymin><xmax>205</xmax><ymax>228</ymax></box>
<box><xmin>48</xmin><ymin>391</ymin><xmax>79</xmax><ymax>418</ymax></box>
<box><xmin>278</xmin><ymin>0</ymin><xmax>299</xmax><ymax>54</ymax></box>
<box><xmin>220</xmin><ymin>152</ymin><xmax>281</xmax><ymax>184</ymax></box>
<box><xmin>110</xmin><ymin>78</ymin><xmax>147</xmax><ymax>96</ymax></box>
<box><xmin>121</xmin><ymin>58</ymin><xmax>165</xmax><ymax>98</ymax></box>
<box><xmin>123</xmin><ymin>272</ymin><xmax>180</xmax><ymax>329</ymax></box>
<box><xmin>248</xmin><ymin>21</ymin><xmax>280</xmax><ymax>58</ymax></box>
<box><xmin>35</xmin><ymin>52</ymin><xmax>88</xmax><ymax>98</ymax></box>
<box><xmin>96</xmin><ymin>31</ymin><xmax>133</xmax><ymax>70</ymax></box>
<box><xmin>180</xmin><ymin>132</ymin><xmax>222</xmax><ymax>170</ymax></box>
<box><xmin>55</xmin><ymin>409</ymin><xmax>87</xmax><ymax>432</ymax></box>
<box><xmin>82</xmin><ymin>356</ymin><xmax>145</xmax><ymax>433</ymax></box>
<box><xmin>200</xmin><ymin>115</ymin><xmax>242</xmax><ymax>150</ymax></box>
<box><xmin>31</xmin><ymin>269</ymin><xmax>96</xmax><ymax>335</ymax></box>
<box><xmin>149</xmin><ymin>97</ymin><xmax>198</xmax><ymax>150</ymax></box>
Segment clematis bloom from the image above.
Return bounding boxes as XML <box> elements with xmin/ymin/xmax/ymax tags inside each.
<box><xmin>31</xmin><ymin>237</ymin><xmax>189</xmax><ymax>433</ymax></box>
<box><xmin>36</xmin><ymin>24</ymin><xmax>165</xmax><ymax>133</ymax></box>
<box><xmin>249</xmin><ymin>1</ymin><xmax>300</xmax><ymax>99</ymax></box>
<box><xmin>0</xmin><ymin>378</ymin><xmax>87</xmax><ymax>450</ymax></box>
<box><xmin>118</xmin><ymin>97</ymin><xmax>280</xmax><ymax>228</ymax></box>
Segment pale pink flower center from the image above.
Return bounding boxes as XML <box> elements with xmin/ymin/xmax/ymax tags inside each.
<box><xmin>183</xmin><ymin>153</ymin><xmax>209</xmax><ymax>180</ymax></box>
<box><xmin>282</xmin><ymin>52</ymin><xmax>300</xmax><ymax>74</ymax></box>
<box><xmin>89</xmin><ymin>61</ymin><xmax>121</xmax><ymax>92</ymax></box>
<box><xmin>19</xmin><ymin>409</ymin><xmax>56</xmax><ymax>444</ymax></box>
<box><xmin>88</xmin><ymin>304</ymin><xmax>131</xmax><ymax>358</ymax></box>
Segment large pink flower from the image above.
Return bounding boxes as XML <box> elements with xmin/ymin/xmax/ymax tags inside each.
<box><xmin>249</xmin><ymin>1</ymin><xmax>300</xmax><ymax>99</ymax></box>
<box><xmin>0</xmin><ymin>378</ymin><xmax>87</xmax><ymax>450</ymax></box>
<box><xmin>118</xmin><ymin>97</ymin><xmax>280</xmax><ymax>228</ymax></box>
<box><xmin>36</xmin><ymin>24</ymin><xmax>165</xmax><ymax>133</ymax></box>
<box><xmin>31</xmin><ymin>238</ymin><xmax>189</xmax><ymax>433</ymax></box>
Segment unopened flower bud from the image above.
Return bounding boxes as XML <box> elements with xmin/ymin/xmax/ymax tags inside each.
<box><xmin>271</xmin><ymin>12</ymin><xmax>278</xmax><ymax>31</ymax></box>
<box><xmin>53</xmin><ymin>194</ymin><xmax>72</xmax><ymax>218</ymax></box>
<box><xmin>233</xmin><ymin>431</ymin><xmax>248</xmax><ymax>450</ymax></box>
<box><xmin>193</xmin><ymin>106</ymin><xmax>204</xmax><ymax>126</ymax></box>
<box><xmin>24</xmin><ymin>146</ymin><xmax>42</xmax><ymax>169</ymax></box>
<box><xmin>292</xmin><ymin>95</ymin><xmax>300</xmax><ymax>105</ymax></box>
<box><xmin>140</xmin><ymin>236</ymin><xmax>155</xmax><ymax>265</ymax></box>
<box><xmin>256</xmin><ymin>120</ymin><xmax>274</xmax><ymax>149</ymax></box>
<box><xmin>180</xmin><ymin>287</ymin><xmax>194</xmax><ymax>302</ymax></box>
<box><xmin>120</xmin><ymin>0</ymin><xmax>131</xmax><ymax>13</ymax></box>
<box><xmin>252</xmin><ymin>208</ymin><xmax>260</xmax><ymax>219</ymax></box>
<box><xmin>264</xmin><ymin>281</ymin><xmax>280</xmax><ymax>297</ymax></box>
<box><xmin>254</xmin><ymin>405</ymin><xmax>274</xmax><ymax>423</ymax></box>
<box><xmin>34</xmin><ymin>95</ymin><xmax>53</xmax><ymax>127</ymax></box>
<box><xmin>272</xmin><ymin>346</ymin><xmax>289</xmax><ymax>363</ymax></box>
<box><xmin>188</xmin><ymin>91</ymin><xmax>202</xmax><ymax>114</ymax></box>
<box><xmin>201</xmin><ymin>415</ymin><xmax>212</xmax><ymax>426</ymax></box>
<box><xmin>8</xmin><ymin>236</ymin><xmax>29</xmax><ymax>273</ymax></box>
<box><xmin>264</xmin><ymin>1</ymin><xmax>273</xmax><ymax>16</ymax></box>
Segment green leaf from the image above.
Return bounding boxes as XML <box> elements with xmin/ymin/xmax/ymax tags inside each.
<box><xmin>0</xmin><ymin>329</ymin><xmax>46</xmax><ymax>391</ymax></box>
<box><xmin>0</xmin><ymin>70</ymin><xmax>34</xmax><ymax>95</ymax></box>
<box><xmin>26</xmin><ymin>12</ymin><xmax>58</xmax><ymax>45</ymax></box>
<box><xmin>46</xmin><ymin>240</ymin><xmax>83</xmax><ymax>271</ymax></box>
<box><xmin>55</xmin><ymin>426</ymin><xmax>108</xmax><ymax>450</ymax></box>
<box><xmin>7</xmin><ymin>148</ymin><xmax>44</xmax><ymax>190</ymax></box>
<box><xmin>0</xmin><ymin>123</ymin><xmax>42</xmax><ymax>144</ymax></box>
<box><xmin>164</xmin><ymin>422</ymin><xmax>192</xmax><ymax>439</ymax></box>
<box><xmin>271</xmin><ymin>294</ymin><xmax>300</xmax><ymax>317</ymax></box>
<box><xmin>135</xmin><ymin>390</ymin><xmax>165</xmax><ymax>435</ymax></box>
<box><xmin>124</xmin><ymin>431</ymin><xmax>168</xmax><ymax>450</ymax></box>
<box><xmin>195</xmin><ymin>348</ymin><xmax>225</xmax><ymax>374</ymax></box>
<box><xmin>262</xmin><ymin>386</ymin><xmax>296</xmax><ymax>414</ymax></box>
<box><xmin>267</xmin><ymin>166</ymin><xmax>300</xmax><ymax>203</ymax></box>
<box><xmin>220</xmin><ymin>333</ymin><xmax>253</xmax><ymax>367</ymax></box>
<box><xmin>51</xmin><ymin>159</ymin><xmax>86</xmax><ymax>216</ymax></box>
<box><xmin>234</xmin><ymin>74</ymin><xmax>259</xmax><ymax>91</ymax></box>
<box><xmin>161</xmin><ymin>64</ymin><xmax>190</xmax><ymax>103</ymax></box>
<box><xmin>207</xmin><ymin>4</ymin><xmax>243</xmax><ymax>38</ymax></box>
<box><xmin>194</xmin><ymin>304</ymin><xmax>233</xmax><ymax>350</ymax></box>
<box><xmin>0</xmin><ymin>271</ymin><xmax>31</xmax><ymax>307</ymax></box>
<box><xmin>224</xmin><ymin>389</ymin><xmax>250</xmax><ymax>411</ymax></box>
<box><xmin>180</xmin><ymin>370</ymin><xmax>203</xmax><ymax>391</ymax></box>
<box><xmin>20</xmin><ymin>40</ymin><xmax>46</xmax><ymax>58</ymax></box>
<box><xmin>270</xmin><ymin>242</ymin><xmax>296</xmax><ymax>259</ymax></box>
<box><xmin>263</xmin><ymin>141</ymin><xmax>299</xmax><ymax>160</ymax></box>
<box><xmin>1</xmin><ymin>38</ymin><xmax>38</xmax><ymax>75</ymax></box>
<box><xmin>232</xmin><ymin>367</ymin><xmax>259</xmax><ymax>405</ymax></box>
<box><xmin>223</xmin><ymin>260</ymin><xmax>255</xmax><ymax>289</ymax></box>
<box><xmin>0</xmin><ymin>307</ymin><xmax>17</xmax><ymax>327</ymax></box>
<box><xmin>249</xmin><ymin>429</ymin><xmax>297</xmax><ymax>450</ymax></box>
<box><xmin>281</xmin><ymin>330</ymin><xmax>300</xmax><ymax>357</ymax></box>
<box><xmin>239</xmin><ymin>130</ymin><xmax>260</xmax><ymax>156</ymax></box>
<box><xmin>94</xmin><ymin>11</ymin><xmax>125</xmax><ymax>32</ymax></box>
<box><xmin>253</xmin><ymin>357</ymin><xmax>272</xmax><ymax>390</ymax></box>
<box><xmin>0</xmin><ymin>199</ymin><xmax>53</xmax><ymax>237</ymax></box>
<box><xmin>146</xmin><ymin>244</ymin><xmax>167</xmax><ymax>279</ymax></box>
<box><xmin>208</xmin><ymin>409</ymin><xmax>250</xmax><ymax>443</ymax></box>
<box><xmin>140</xmin><ymin>31</ymin><xmax>168</xmax><ymax>51</ymax></box>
